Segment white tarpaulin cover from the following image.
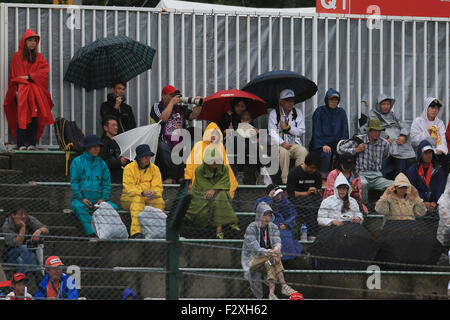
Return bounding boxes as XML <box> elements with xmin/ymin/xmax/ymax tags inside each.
<box><xmin>156</xmin><ymin>0</ymin><xmax>316</xmax><ymax>14</ymax></box>
<box><xmin>114</xmin><ymin>122</ymin><xmax>161</xmax><ymax>162</ymax></box>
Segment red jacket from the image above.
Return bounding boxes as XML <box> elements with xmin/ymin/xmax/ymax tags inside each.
<box><xmin>3</xmin><ymin>29</ymin><xmax>54</xmax><ymax>142</ymax></box>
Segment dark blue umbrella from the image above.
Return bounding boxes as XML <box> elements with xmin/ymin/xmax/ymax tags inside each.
<box><xmin>241</xmin><ymin>70</ymin><xmax>318</xmax><ymax>107</ymax></box>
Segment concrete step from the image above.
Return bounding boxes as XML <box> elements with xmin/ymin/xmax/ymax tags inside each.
<box><xmin>0</xmin><ymin>197</ymin><xmax>51</xmax><ymax>213</ymax></box>
<box><xmin>0</xmin><ymin>155</ymin><xmax>11</xmax><ymax>170</ymax></box>
<box><xmin>78</xmin><ymin>285</ymin><xmax>130</xmax><ymax>300</ymax></box>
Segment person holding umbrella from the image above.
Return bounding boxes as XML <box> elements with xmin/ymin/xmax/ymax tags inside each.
<box><xmin>217</xmin><ymin>98</ymin><xmax>249</xmax><ymax>135</ymax></box>
<box><xmin>100</xmin><ymin>80</ymin><xmax>137</xmax><ymax>135</ymax></box>
<box><xmin>268</xmin><ymin>89</ymin><xmax>308</xmax><ymax>185</ymax></box>
<box><xmin>3</xmin><ymin>29</ymin><xmax>54</xmax><ymax>150</ymax></box>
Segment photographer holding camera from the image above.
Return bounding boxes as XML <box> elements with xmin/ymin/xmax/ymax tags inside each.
<box><xmin>151</xmin><ymin>85</ymin><xmax>203</xmax><ymax>184</ymax></box>
<box><xmin>100</xmin><ymin>80</ymin><xmax>137</xmax><ymax>135</ymax></box>
<box><xmin>2</xmin><ymin>208</ymin><xmax>49</xmax><ymax>275</ymax></box>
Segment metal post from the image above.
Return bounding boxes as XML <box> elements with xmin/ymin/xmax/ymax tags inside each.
<box><xmin>165</xmin><ymin>183</ymin><xmax>192</xmax><ymax>300</ymax></box>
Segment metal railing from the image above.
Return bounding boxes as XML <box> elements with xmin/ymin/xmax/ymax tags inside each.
<box><xmin>1</xmin><ymin>3</ymin><xmax>449</xmax><ymax>148</ymax></box>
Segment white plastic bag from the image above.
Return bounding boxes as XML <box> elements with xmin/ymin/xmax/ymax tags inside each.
<box><xmin>436</xmin><ymin>206</ymin><xmax>450</xmax><ymax>246</ymax></box>
<box><xmin>138</xmin><ymin>206</ymin><xmax>167</xmax><ymax>239</ymax></box>
<box><xmin>91</xmin><ymin>202</ymin><xmax>129</xmax><ymax>239</ymax></box>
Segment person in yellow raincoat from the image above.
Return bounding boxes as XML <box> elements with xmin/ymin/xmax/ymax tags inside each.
<box><xmin>185</xmin><ymin>122</ymin><xmax>238</xmax><ymax>198</ymax></box>
<box><xmin>120</xmin><ymin>144</ymin><xmax>165</xmax><ymax>239</ymax></box>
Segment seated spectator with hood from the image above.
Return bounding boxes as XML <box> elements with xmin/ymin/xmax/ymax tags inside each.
<box><xmin>120</xmin><ymin>288</ymin><xmax>138</xmax><ymax>300</ymax></box>
<box><xmin>406</xmin><ymin>140</ymin><xmax>447</xmax><ymax>215</ymax></box>
<box><xmin>410</xmin><ymin>98</ymin><xmax>448</xmax><ymax>158</ymax></box>
<box><xmin>309</xmin><ymin>88</ymin><xmax>349</xmax><ymax>178</ymax></box>
<box><xmin>121</xmin><ymin>144</ymin><xmax>165</xmax><ymax>239</ymax></box>
<box><xmin>70</xmin><ymin>135</ymin><xmax>118</xmax><ymax>238</ymax></box>
<box><xmin>185</xmin><ymin>122</ymin><xmax>238</xmax><ymax>198</ymax></box>
<box><xmin>185</xmin><ymin>146</ymin><xmax>239</xmax><ymax>239</ymax></box>
<box><xmin>254</xmin><ymin>184</ymin><xmax>303</xmax><ymax>265</ymax></box>
<box><xmin>362</xmin><ymin>93</ymin><xmax>416</xmax><ymax>177</ymax></box>
<box><xmin>317</xmin><ymin>173</ymin><xmax>363</xmax><ymax>228</ymax></box>
<box><xmin>100</xmin><ymin>80</ymin><xmax>136</xmax><ymax>134</ymax></box>
<box><xmin>323</xmin><ymin>153</ymin><xmax>368</xmax><ymax>214</ymax></box>
<box><xmin>375</xmin><ymin>173</ymin><xmax>427</xmax><ymax>228</ymax></box>
<box><xmin>241</xmin><ymin>202</ymin><xmax>299</xmax><ymax>300</ymax></box>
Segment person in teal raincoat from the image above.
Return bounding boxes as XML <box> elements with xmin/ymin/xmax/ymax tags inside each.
<box><xmin>185</xmin><ymin>145</ymin><xmax>239</xmax><ymax>239</ymax></box>
<box><xmin>70</xmin><ymin>135</ymin><xmax>118</xmax><ymax>237</ymax></box>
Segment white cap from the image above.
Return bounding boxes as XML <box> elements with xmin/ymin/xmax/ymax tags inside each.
<box><xmin>273</xmin><ymin>188</ymin><xmax>283</xmax><ymax>197</ymax></box>
<box><xmin>280</xmin><ymin>89</ymin><xmax>295</xmax><ymax>100</ymax></box>
<box><xmin>421</xmin><ymin>145</ymin><xmax>434</xmax><ymax>153</ymax></box>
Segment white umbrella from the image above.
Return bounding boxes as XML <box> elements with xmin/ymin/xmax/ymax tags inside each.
<box><xmin>114</xmin><ymin>122</ymin><xmax>161</xmax><ymax>162</ymax></box>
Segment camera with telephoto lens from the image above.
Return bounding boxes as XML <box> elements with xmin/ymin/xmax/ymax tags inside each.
<box><xmin>179</xmin><ymin>97</ymin><xmax>203</xmax><ymax>106</ymax></box>
<box><xmin>26</xmin><ymin>239</ymin><xmax>43</xmax><ymax>249</ymax></box>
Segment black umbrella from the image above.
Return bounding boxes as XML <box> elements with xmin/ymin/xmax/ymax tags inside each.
<box><xmin>375</xmin><ymin>220</ymin><xmax>442</xmax><ymax>271</ymax></box>
<box><xmin>241</xmin><ymin>70</ymin><xmax>318</xmax><ymax>107</ymax></box>
<box><xmin>309</xmin><ymin>223</ymin><xmax>379</xmax><ymax>270</ymax></box>
<box><xmin>64</xmin><ymin>35</ymin><xmax>156</xmax><ymax>91</ymax></box>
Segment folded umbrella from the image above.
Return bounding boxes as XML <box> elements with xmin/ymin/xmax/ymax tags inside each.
<box><xmin>241</xmin><ymin>70</ymin><xmax>318</xmax><ymax>107</ymax></box>
<box><xmin>64</xmin><ymin>35</ymin><xmax>156</xmax><ymax>91</ymax></box>
<box><xmin>375</xmin><ymin>220</ymin><xmax>442</xmax><ymax>271</ymax></box>
<box><xmin>309</xmin><ymin>222</ymin><xmax>379</xmax><ymax>270</ymax></box>
<box><xmin>198</xmin><ymin>89</ymin><xmax>267</xmax><ymax>123</ymax></box>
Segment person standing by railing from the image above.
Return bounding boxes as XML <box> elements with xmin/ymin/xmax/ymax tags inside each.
<box><xmin>3</xmin><ymin>29</ymin><xmax>54</xmax><ymax>150</ymax></box>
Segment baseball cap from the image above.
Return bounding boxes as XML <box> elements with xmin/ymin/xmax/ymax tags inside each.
<box><xmin>279</xmin><ymin>89</ymin><xmax>295</xmax><ymax>100</ymax></box>
<box><xmin>289</xmin><ymin>292</ymin><xmax>304</xmax><ymax>300</ymax></box>
<box><xmin>162</xmin><ymin>85</ymin><xmax>180</xmax><ymax>96</ymax></box>
<box><xmin>421</xmin><ymin>145</ymin><xmax>434</xmax><ymax>153</ymax></box>
<box><xmin>45</xmin><ymin>256</ymin><xmax>64</xmax><ymax>267</ymax></box>
<box><xmin>429</xmin><ymin>99</ymin><xmax>442</xmax><ymax>108</ymax></box>
<box><xmin>339</xmin><ymin>153</ymin><xmax>356</xmax><ymax>170</ymax></box>
<box><xmin>266</xmin><ymin>183</ymin><xmax>283</xmax><ymax>197</ymax></box>
<box><xmin>12</xmin><ymin>273</ymin><xmax>28</xmax><ymax>284</ymax></box>
<box><xmin>329</xmin><ymin>93</ymin><xmax>340</xmax><ymax>99</ymax></box>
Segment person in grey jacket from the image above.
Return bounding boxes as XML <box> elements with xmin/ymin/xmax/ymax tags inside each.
<box><xmin>2</xmin><ymin>208</ymin><xmax>49</xmax><ymax>275</ymax></box>
<box><xmin>241</xmin><ymin>202</ymin><xmax>298</xmax><ymax>300</ymax></box>
<box><xmin>360</xmin><ymin>94</ymin><xmax>416</xmax><ymax>177</ymax></box>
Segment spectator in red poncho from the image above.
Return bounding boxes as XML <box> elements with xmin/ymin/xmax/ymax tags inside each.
<box><xmin>3</xmin><ymin>29</ymin><xmax>54</xmax><ymax>150</ymax></box>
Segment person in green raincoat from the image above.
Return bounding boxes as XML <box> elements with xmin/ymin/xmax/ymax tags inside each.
<box><xmin>186</xmin><ymin>145</ymin><xmax>239</xmax><ymax>239</ymax></box>
<box><xmin>70</xmin><ymin>135</ymin><xmax>118</xmax><ymax>237</ymax></box>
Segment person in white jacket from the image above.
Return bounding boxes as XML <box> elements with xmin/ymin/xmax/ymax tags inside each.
<box><xmin>268</xmin><ymin>89</ymin><xmax>308</xmax><ymax>184</ymax></box>
<box><xmin>317</xmin><ymin>172</ymin><xmax>364</xmax><ymax>227</ymax></box>
<box><xmin>410</xmin><ymin>97</ymin><xmax>447</xmax><ymax>156</ymax></box>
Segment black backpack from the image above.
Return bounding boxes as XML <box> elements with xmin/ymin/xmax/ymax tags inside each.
<box><xmin>54</xmin><ymin>117</ymin><xmax>85</xmax><ymax>153</ymax></box>
<box><xmin>54</xmin><ymin>118</ymin><xmax>85</xmax><ymax>175</ymax></box>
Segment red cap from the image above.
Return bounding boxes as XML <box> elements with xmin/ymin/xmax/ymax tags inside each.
<box><xmin>45</xmin><ymin>256</ymin><xmax>64</xmax><ymax>267</ymax></box>
<box><xmin>289</xmin><ymin>292</ymin><xmax>304</xmax><ymax>300</ymax></box>
<box><xmin>161</xmin><ymin>85</ymin><xmax>180</xmax><ymax>95</ymax></box>
<box><xmin>12</xmin><ymin>273</ymin><xmax>27</xmax><ymax>283</ymax></box>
